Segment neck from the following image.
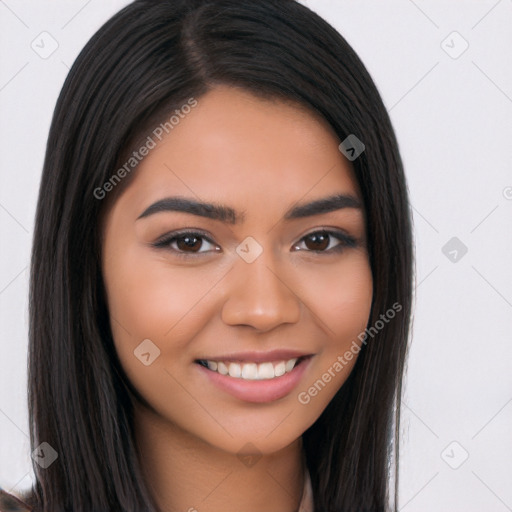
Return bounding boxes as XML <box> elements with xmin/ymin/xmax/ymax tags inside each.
<box><xmin>134</xmin><ymin>404</ymin><xmax>306</xmax><ymax>512</ymax></box>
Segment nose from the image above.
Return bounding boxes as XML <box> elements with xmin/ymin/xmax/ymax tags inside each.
<box><xmin>220</xmin><ymin>251</ymin><xmax>302</xmax><ymax>332</ymax></box>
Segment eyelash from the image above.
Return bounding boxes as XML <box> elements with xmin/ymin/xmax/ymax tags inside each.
<box><xmin>152</xmin><ymin>228</ymin><xmax>358</xmax><ymax>258</ymax></box>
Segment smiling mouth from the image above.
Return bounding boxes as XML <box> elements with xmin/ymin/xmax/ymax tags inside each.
<box><xmin>195</xmin><ymin>356</ymin><xmax>308</xmax><ymax>381</ymax></box>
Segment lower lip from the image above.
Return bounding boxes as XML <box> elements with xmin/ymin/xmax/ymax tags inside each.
<box><xmin>196</xmin><ymin>357</ymin><xmax>312</xmax><ymax>403</ymax></box>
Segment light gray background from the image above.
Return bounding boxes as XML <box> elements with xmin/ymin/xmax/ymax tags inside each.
<box><xmin>1</xmin><ymin>1</ymin><xmax>511</xmax><ymax>510</ymax></box>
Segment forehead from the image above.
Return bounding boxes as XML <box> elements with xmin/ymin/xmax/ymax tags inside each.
<box><xmin>112</xmin><ymin>85</ymin><xmax>361</xmax><ymax>218</ymax></box>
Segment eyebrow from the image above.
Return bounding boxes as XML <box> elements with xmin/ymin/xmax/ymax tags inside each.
<box><xmin>136</xmin><ymin>193</ymin><xmax>361</xmax><ymax>224</ymax></box>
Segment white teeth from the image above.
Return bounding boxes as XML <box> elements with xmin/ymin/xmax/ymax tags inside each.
<box><xmin>285</xmin><ymin>358</ymin><xmax>297</xmax><ymax>372</ymax></box>
<box><xmin>241</xmin><ymin>363</ymin><xmax>258</xmax><ymax>380</ymax></box>
<box><xmin>201</xmin><ymin>357</ymin><xmax>301</xmax><ymax>380</ymax></box>
<box><xmin>217</xmin><ymin>361</ymin><xmax>228</xmax><ymax>375</ymax></box>
<box><xmin>258</xmin><ymin>362</ymin><xmax>274</xmax><ymax>379</ymax></box>
<box><xmin>228</xmin><ymin>362</ymin><xmax>242</xmax><ymax>378</ymax></box>
<box><xmin>274</xmin><ymin>361</ymin><xmax>286</xmax><ymax>377</ymax></box>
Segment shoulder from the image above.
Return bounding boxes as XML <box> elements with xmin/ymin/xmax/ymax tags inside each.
<box><xmin>0</xmin><ymin>489</ymin><xmax>35</xmax><ymax>512</ymax></box>
<box><xmin>298</xmin><ymin>466</ymin><xmax>314</xmax><ymax>512</ymax></box>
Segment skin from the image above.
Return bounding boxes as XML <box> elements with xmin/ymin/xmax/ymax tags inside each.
<box><xmin>101</xmin><ymin>85</ymin><xmax>373</xmax><ymax>512</ymax></box>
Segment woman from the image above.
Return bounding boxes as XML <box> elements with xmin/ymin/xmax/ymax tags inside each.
<box><xmin>1</xmin><ymin>0</ymin><xmax>413</xmax><ymax>510</ymax></box>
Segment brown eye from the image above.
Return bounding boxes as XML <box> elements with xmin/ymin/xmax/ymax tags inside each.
<box><xmin>176</xmin><ymin>234</ymin><xmax>203</xmax><ymax>252</ymax></box>
<box><xmin>293</xmin><ymin>230</ymin><xmax>358</xmax><ymax>253</ymax></box>
<box><xmin>304</xmin><ymin>232</ymin><xmax>330</xmax><ymax>251</ymax></box>
<box><xmin>153</xmin><ymin>231</ymin><xmax>220</xmax><ymax>255</ymax></box>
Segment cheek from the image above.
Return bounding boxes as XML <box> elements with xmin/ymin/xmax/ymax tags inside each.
<box><xmin>291</xmin><ymin>254</ymin><xmax>372</xmax><ymax>414</ymax></box>
<box><xmin>103</xmin><ymin>243</ymin><xmax>227</xmax><ymax>344</ymax></box>
<box><xmin>102</xmin><ymin>245</ymin><xmax>225</xmax><ymax>415</ymax></box>
<box><xmin>102</xmin><ymin>242</ymin><xmax>240</xmax><ymax>412</ymax></box>
<box><xmin>300</xmin><ymin>254</ymin><xmax>373</xmax><ymax>340</ymax></box>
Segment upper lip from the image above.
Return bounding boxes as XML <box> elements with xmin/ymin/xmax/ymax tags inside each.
<box><xmin>196</xmin><ymin>349</ymin><xmax>312</xmax><ymax>364</ymax></box>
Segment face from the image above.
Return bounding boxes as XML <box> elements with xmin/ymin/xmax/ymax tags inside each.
<box><xmin>101</xmin><ymin>85</ymin><xmax>373</xmax><ymax>456</ymax></box>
